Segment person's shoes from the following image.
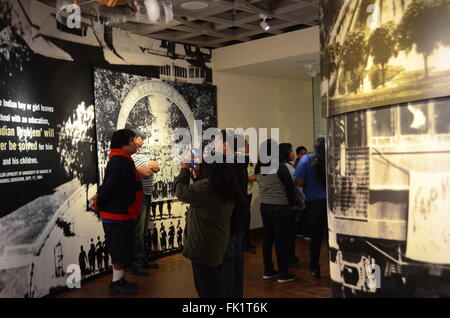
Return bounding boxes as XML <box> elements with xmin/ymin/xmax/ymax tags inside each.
<box><xmin>277</xmin><ymin>273</ymin><xmax>296</xmax><ymax>283</ymax></box>
<box><xmin>262</xmin><ymin>270</ymin><xmax>279</xmax><ymax>280</ymax></box>
<box><xmin>142</xmin><ymin>260</ymin><xmax>159</xmax><ymax>269</ymax></box>
<box><xmin>109</xmin><ymin>278</ymin><xmax>138</xmax><ymax>296</ymax></box>
<box><xmin>121</xmin><ymin>277</ymin><xmax>138</xmax><ymax>290</ymax></box>
<box><xmin>129</xmin><ymin>265</ymin><xmax>149</xmax><ymax>276</ymax></box>
<box><xmin>304</xmin><ymin>236</ymin><xmax>311</xmax><ymax>241</ymax></box>
<box><xmin>310</xmin><ymin>270</ymin><xmax>321</xmax><ymax>280</ymax></box>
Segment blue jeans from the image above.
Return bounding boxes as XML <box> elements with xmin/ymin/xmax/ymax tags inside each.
<box><xmin>134</xmin><ymin>195</ymin><xmax>151</xmax><ymax>266</ymax></box>
<box><xmin>222</xmin><ymin>232</ymin><xmax>244</xmax><ymax>298</ymax></box>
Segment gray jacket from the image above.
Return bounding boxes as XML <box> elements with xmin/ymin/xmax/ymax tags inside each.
<box><xmin>173</xmin><ymin>168</ymin><xmax>234</xmax><ymax>266</ymax></box>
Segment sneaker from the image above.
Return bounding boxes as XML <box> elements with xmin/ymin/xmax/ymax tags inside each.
<box><xmin>109</xmin><ymin>278</ymin><xmax>138</xmax><ymax>296</ymax></box>
<box><xmin>129</xmin><ymin>265</ymin><xmax>149</xmax><ymax>276</ymax></box>
<box><xmin>142</xmin><ymin>261</ymin><xmax>159</xmax><ymax>269</ymax></box>
<box><xmin>262</xmin><ymin>270</ymin><xmax>279</xmax><ymax>280</ymax></box>
<box><xmin>277</xmin><ymin>273</ymin><xmax>296</xmax><ymax>283</ymax></box>
<box><xmin>310</xmin><ymin>270</ymin><xmax>321</xmax><ymax>280</ymax></box>
<box><xmin>121</xmin><ymin>277</ymin><xmax>138</xmax><ymax>290</ymax></box>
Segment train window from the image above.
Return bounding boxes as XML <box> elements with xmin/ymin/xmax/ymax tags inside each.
<box><xmin>400</xmin><ymin>103</ymin><xmax>428</xmax><ymax>135</ymax></box>
<box><xmin>434</xmin><ymin>99</ymin><xmax>450</xmax><ymax>134</ymax></box>
<box><xmin>372</xmin><ymin>107</ymin><xmax>394</xmax><ymax>137</ymax></box>
<box><xmin>189</xmin><ymin>68</ymin><xmax>195</xmax><ymax>78</ymax></box>
<box><xmin>346</xmin><ymin>112</ymin><xmax>366</xmax><ymax>146</ymax></box>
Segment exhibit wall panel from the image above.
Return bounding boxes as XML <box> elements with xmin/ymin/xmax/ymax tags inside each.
<box><xmin>0</xmin><ymin>0</ymin><xmax>214</xmax><ymax>297</ymax></box>
<box><xmin>214</xmin><ymin>71</ymin><xmax>314</xmax><ymax>229</ymax></box>
<box><xmin>322</xmin><ymin>0</ymin><xmax>450</xmax><ymax>297</ymax></box>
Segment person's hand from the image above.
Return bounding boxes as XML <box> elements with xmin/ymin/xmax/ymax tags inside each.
<box><xmin>149</xmin><ymin>162</ymin><xmax>160</xmax><ymax>172</ymax></box>
<box><xmin>181</xmin><ymin>162</ymin><xmax>191</xmax><ymax>169</ymax></box>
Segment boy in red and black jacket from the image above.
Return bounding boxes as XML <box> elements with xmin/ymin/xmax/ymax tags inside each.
<box><xmin>96</xmin><ymin>129</ymin><xmax>143</xmax><ymax>296</ymax></box>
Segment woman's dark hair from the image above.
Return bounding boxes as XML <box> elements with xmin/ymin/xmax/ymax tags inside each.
<box><xmin>279</xmin><ymin>143</ymin><xmax>293</xmax><ymax>162</ymax></box>
<box><xmin>199</xmin><ymin>158</ymin><xmax>241</xmax><ymax>202</ymax></box>
<box><xmin>110</xmin><ymin>129</ymin><xmax>136</xmax><ymax>149</ymax></box>
<box><xmin>312</xmin><ymin>135</ymin><xmax>326</xmax><ymax>187</ymax></box>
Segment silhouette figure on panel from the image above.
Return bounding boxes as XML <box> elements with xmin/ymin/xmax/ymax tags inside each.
<box><xmin>103</xmin><ymin>241</ymin><xmax>110</xmax><ymax>271</ymax></box>
<box><xmin>160</xmin><ymin>224</ymin><xmax>167</xmax><ymax>251</ymax></box>
<box><xmin>151</xmin><ymin>201</ymin><xmax>157</xmax><ymax>220</ymax></box>
<box><xmin>79</xmin><ymin>245</ymin><xmax>88</xmax><ymax>280</ymax></box>
<box><xmin>167</xmin><ymin>200</ymin><xmax>172</xmax><ymax>218</ymax></box>
<box><xmin>159</xmin><ymin>201</ymin><xmax>164</xmax><ymax>219</ymax></box>
<box><xmin>88</xmin><ymin>238</ymin><xmax>96</xmax><ymax>275</ymax></box>
<box><xmin>96</xmin><ymin>237</ymin><xmax>103</xmax><ymax>272</ymax></box>
<box><xmin>176</xmin><ymin>220</ymin><xmax>183</xmax><ymax>248</ymax></box>
<box><xmin>151</xmin><ymin>226</ymin><xmax>159</xmax><ymax>254</ymax></box>
<box><xmin>168</xmin><ymin>222</ymin><xmax>175</xmax><ymax>250</ymax></box>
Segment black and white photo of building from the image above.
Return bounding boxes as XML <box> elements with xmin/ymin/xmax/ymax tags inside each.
<box><xmin>321</xmin><ymin>0</ymin><xmax>450</xmax><ymax>116</ymax></box>
<box><xmin>326</xmin><ymin>97</ymin><xmax>450</xmax><ymax>297</ymax></box>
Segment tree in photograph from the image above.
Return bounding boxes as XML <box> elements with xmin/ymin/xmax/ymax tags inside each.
<box><xmin>0</xmin><ymin>0</ymin><xmax>33</xmax><ymax>87</ymax></box>
<box><xmin>58</xmin><ymin>103</ymin><xmax>97</xmax><ymax>211</ymax></box>
<box><xmin>397</xmin><ymin>0</ymin><xmax>450</xmax><ymax>78</ymax></box>
<box><xmin>322</xmin><ymin>42</ymin><xmax>342</xmax><ymax>95</ymax></box>
<box><xmin>368</xmin><ymin>22</ymin><xmax>398</xmax><ymax>86</ymax></box>
<box><xmin>125</xmin><ymin>97</ymin><xmax>156</xmax><ymax>132</ymax></box>
<box><xmin>341</xmin><ymin>30</ymin><xmax>368</xmax><ymax>94</ymax></box>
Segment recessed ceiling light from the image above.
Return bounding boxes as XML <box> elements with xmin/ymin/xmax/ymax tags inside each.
<box><xmin>181</xmin><ymin>1</ymin><xmax>209</xmax><ymax>10</ymax></box>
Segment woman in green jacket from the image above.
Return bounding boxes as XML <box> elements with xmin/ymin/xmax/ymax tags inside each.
<box><xmin>173</xmin><ymin>159</ymin><xmax>239</xmax><ymax>298</ymax></box>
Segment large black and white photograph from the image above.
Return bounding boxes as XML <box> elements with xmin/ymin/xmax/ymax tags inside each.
<box><xmin>0</xmin><ymin>36</ymin><xmax>104</xmax><ymax>297</ymax></box>
<box><xmin>326</xmin><ymin>97</ymin><xmax>450</xmax><ymax>297</ymax></box>
<box><xmin>321</xmin><ymin>0</ymin><xmax>450</xmax><ymax>117</ymax></box>
<box><xmin>10</xmin><ymin>0</ymin><xmax>213</xmax><ymax>83</ymax></box>
<box><xmin>94</xmin><ymin>67</ymin><xmax>217</xmax><ymax>201</ymax></box>
<box><xmin>1</xmin><ymin>0</ymin><xmax>213</xmax><ymax>298</ymax></box>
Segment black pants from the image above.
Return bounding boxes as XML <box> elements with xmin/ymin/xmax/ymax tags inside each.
<box><xmin>306</xmin><ymin>199</ymin><xmax>328</xmax><ymax>271</ymax></box>
<box><xmin>260</xmin><ymin>203</ymin><xmax>293</xmax><ymax>274</ymax></box>
<box><xmin>192</xmin><ymin>262</ymin><xmax>224</xmax><ymax>298</ymax></box>
<box><xmin>102</xmin><ymin>220</ymin><xmax>135</xmax><ymax>266</ymax></box>
<box><xmin>288</xmin><ymin>209</ymin><xmax>299</xmax><ymax>260</ymax></box>
<box><xmin>242</xmin><ymin>194</ymin><xmax>253</xmax><ymax>249</ymax></box>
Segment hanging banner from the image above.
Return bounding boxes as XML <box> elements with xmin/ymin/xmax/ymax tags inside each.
<box><xmin>406</xmin><ymin>171</ymin><xmax>450</xmax><ymax>264</ymax></box>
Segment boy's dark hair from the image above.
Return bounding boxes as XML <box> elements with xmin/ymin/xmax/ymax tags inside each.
<box><xmin>110</xmin><ymin>129</ymin><xmax>136</xmax><ymax>149</ymax></box>
<box><xmin>296</xmin><ymin>146</ymin><xmax>307</xmax><ymax>155</ymax></box>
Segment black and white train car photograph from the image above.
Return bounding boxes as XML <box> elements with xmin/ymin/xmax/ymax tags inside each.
<box><xmin>326</xmin><ymin>97</ymin><xmax>450</xmax><ymax>297</ymax></box>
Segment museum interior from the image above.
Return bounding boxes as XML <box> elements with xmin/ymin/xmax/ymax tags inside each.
<box><xmin>0</xmin><ymin>0</ymin><xmax>449</xmax><ymax>300</ymax></box>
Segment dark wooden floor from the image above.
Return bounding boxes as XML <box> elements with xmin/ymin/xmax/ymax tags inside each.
<box><xmin>56</xmin><ymin>236</ymin><xmax>331</xmax><ymax>298</ymax></box>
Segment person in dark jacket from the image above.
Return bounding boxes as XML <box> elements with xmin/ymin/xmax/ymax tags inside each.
<box><xmin>213</xmin><ymin>130</ymin><xmax>249</xmax><ymax>298</ymax></box>
<box><xmin>256</xmin><ymin>139</ymin><xmax>297</xmax><ymax>283</ymax></box>
<box><xmin>173</xmin><ymin>155</ymin><xmax>239</xmax><ymax>298</ymax></box>
<box><xmin>294</xmin><ymin>135</ymin><xmax>327</xmax><ymax>280</ymax></box>
<box><xmin>96</xmin><ymin>129</ymin><xmax>143</xmax><ymax>296</ymax></box>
